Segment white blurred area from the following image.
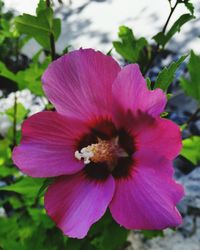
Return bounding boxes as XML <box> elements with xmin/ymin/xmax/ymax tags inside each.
<box><xmin>0</xmin><ymin>89</ymin><xmax>48</xmax><ymax>136</ymax></box>
<box><xmin>4</xmin><ymin>0</ymin><xmax>200</xmax><ymax>55</ymax></box>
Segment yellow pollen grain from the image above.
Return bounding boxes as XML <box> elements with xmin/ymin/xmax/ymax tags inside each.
<box><xmin>88</xmin><ymin>139</ymin><xmax>116</xmax><ymax>165</ymax></box>
<box><xmin>75</xmin><ymin>137</ymin><xmax>128</xmax><ymax>168</ymax></box>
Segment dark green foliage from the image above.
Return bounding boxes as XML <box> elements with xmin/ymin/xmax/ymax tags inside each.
<box><xmin>181</xmin><ymin>136</ymin><xmax>200</xmax><ymax>165</ymax></box>
<box><xmin>0</xmin><ymin>139</ymin><xmax>11</xmax><ymax>167</ymax></box>
<box><xmin>0</xmin><ymin>53</ymin><xmax>50</xmax><ymax>96</ymax></box>
<box><xmin>153</xmin><ymin>14</ymin><xmax>194</xmax><ymax>48</ymax></box>
<box><xmin>142</xmin><ymin>230</ymin><xmax>164</xmax><ymax>239</ymax></box>
<box><xmin>180</xmin><ymin>51</ymin><xmax>200</xmax><ymax>103</ymax></box>
<box><xmin>154</xmin><ymin>54</ymin><xmax>187</xmax><ymax>91</ymax></box>
<box><xmin>184</xmin><ymin>2</ymin><xmax>194</xmax><ymax>15</ymax></box>
<box><xmin>0</xmin><ymin>61</ymin><xmax>17</xmax><ymax>82</ymax></box>
<box><xmin>113</xmin><ymin>26</ymin><xmax>149</xmax><ymax>64</ymax></box>
<box><xmin>146</xmin><ymin>77</ymin><xmax>151</xmax><ymax>90</ymax></box>
<box><xmin>0</xmin><ymin>211</ymin><xmax>66</xmax><ymax>250</ymax></box>
<box><xmin>6</xmin><ymin>103</ymin><xmax>28</xmax><ymax>123</ymax></box>
<box><xmin>15</xmin><ymin>2</ymin><xmax>61</xmax><ymax>50</ymax></box>
<box><xmin>89</xmin><ymin>212</ymin><xmax>129</xmax><ymax>250</ymax></box>
<box><xmin>0</xmin><ymin>175</ymin><xmax>129</xmax><ymax>250</ymax></box>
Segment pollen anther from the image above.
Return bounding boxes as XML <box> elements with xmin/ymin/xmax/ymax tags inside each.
<box><xmin>75</xmin><ymin>137</ymin><xmax>128</xmax><ymax>169</ymax></box>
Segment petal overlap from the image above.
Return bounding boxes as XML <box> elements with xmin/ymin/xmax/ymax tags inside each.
<box><xmin>109</xmin><ymin>155</ymin><xmax>184</xmax><ymax>230</ymax></box>
<box><xmin>112</xmin><ymin>108</ymin><xmax>182</xmax><ymax>160</ymax></box>
<box><xmin>45</xmin><ymin>172</ymin><xmax>115</xmax><ymax>238</ymax></box>
<box><xmin>135</xmin><ymin>117</ymin><xmax>182</xmax><ymax>160</ymax></box>
<box><xmin>42</xmin><ymin>49</ymin><xmax>121</xmax><ymax>121</ymax></box>
<box><xmin>112</xmin><ymin>64</ymin><xmax>167</xmax><ymax>121</ymax></box>
<box><xmin>12</xmin><ymin>111</ymin><xmax>89</xmax><ymax>177</ymax></box>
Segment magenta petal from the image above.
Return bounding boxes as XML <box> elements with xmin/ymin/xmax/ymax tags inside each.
<box><xmin>133</xmin><ymin>150</ymin><xmax>175</xmax><ymax>177</ymax></box>
<box><xmin>136</xmin><ymin>117</ymin><xmax>182</xmax><ymax>160</ymax></box>
<box><xmin>44</xmin><ymin>172</ymin><xmax>115</xmax><ymax>239</ymax></box>
<box><xmin>109</xmin><ymin>158</ymin><xmax>184</xmax><ymax>230</ymax></box>
<box><xmin>112</xmin><ymin>64</ymin><xmax>166</xmax><ymax>118</ymax></box>
<box><xmin>42</xmin><ymin>49</ymin><xmax>121</xmax><ymax>120</ymax></box>
<box><xmin>12</xmin><ymin>111</ymin><xmax>89</xmax><ymax>177</ymax></box>
<box><xmin>112</xmin><ymin>109</ymin><xmax>182</xmax><ymax>160</ymax></box>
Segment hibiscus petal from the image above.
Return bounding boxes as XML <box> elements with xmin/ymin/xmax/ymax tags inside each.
<box><xmin>109</xmin><ymin>157</ymin><xmax>184</xmax><ymax>230</ymax></box>
<box><xmin>133</xmin><ymin>149</ymin><xmax>175</xmax><ymax>177</ymax></box>
<box><xmin>135</xmin><ymin>117</ymin><xmax>182</xmax><ymax>160</ymax></box>
<box><xmin>12</xmin><ymin>111</ymin><xmax>89</xmax><ymax>177</ymax></box>
<box><xmin>42</xmin><ymin>49</ymin><xmax>121</xmax><ymax>120</ymax></box>
<box><xmin>112</xmin><ymin>109</ymin><xmax>182</xmax><ymax>160</ymax></box>
<box><xmin>44</xmin><ymin>172</ymin><xmax>115</xmax><ymax>239</ymax></box>
<box><xmin>112</xmin><ymin>64</ymin><xmax>166</xmax><ymax>119</ymax></box>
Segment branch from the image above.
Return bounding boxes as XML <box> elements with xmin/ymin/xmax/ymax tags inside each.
<box><xmin>162</xmin><ymin>1</ymin><xmax>179</xmax><ymax>34</ymax></box>
<box><xmin>46</xmin><ymin>0</ymin><xmax>56</xmax><ymax>61</ymax></box>
<box><xmin>46</xmin><ymin>0</ymin><xmax>51</xmax><ymax>7</ymax></box>
<box><xmin>144</xmin><ymin>0</ymin><xmax>179</xmax><ymax>76</ymax></box>
<box><xmin>12</xmin><ymin>94</ymin><xmax>17</xmax><ymax>147</ymax></box>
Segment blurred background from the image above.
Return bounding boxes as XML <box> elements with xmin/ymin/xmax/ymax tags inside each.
<box><xmin>0</xmin><ymin>0</ymin><xmax>200</xmax><ymax>250</ymax></box>
<box><xmin>2</xmin><ymin>0</ymin><xmax>200</xmax><ymax>54</ymax></box>
<box><xmin>3</xmin><ymin>0</ymin><xmax>200</xmax><ymax>55</ymax></box>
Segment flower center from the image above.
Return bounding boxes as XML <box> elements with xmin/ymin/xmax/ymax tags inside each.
<box><xmin>75</xmin><ymin>137</ymin><xmax>128</xmax><ymax>170</ymax></box>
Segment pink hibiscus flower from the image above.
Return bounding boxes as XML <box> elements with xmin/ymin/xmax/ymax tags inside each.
<box><xmin>12</xmin><ymin>49</ymin><xmax>184</xmax><ymax>239</ymax></box>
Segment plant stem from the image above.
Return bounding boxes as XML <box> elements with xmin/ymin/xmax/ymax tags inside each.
<box><xmin>46</xmin><ymin>0</ymin><xmax>51</xmax><ymax>5</ymax></box>
<box><xmin>144</xmin><ymin>0</ymin><xmax>179</xmax><ymax>76</ymax></box>
<box><xmin>162</xmin><ymin>1</ymin><xmax>178</xmax><ymax>34</ymax></box>
<box><xmin>15</xmin><ymin>38</ymin><xmax>19</xmax><ymax>66</ymax></box>
<box><xmin>12</xmin><ymin>94</ymin><xmax>17</xmax><ymax>147</ymax></box>
<box><xmin>49</xmin><ymin>33</ymin><xmax>56</xmax><ymax>61</ymax></box>
<box><xmin>46</xmin><ymin>0</ymin><xmax>56</xmax><ymax>61</ymax></box>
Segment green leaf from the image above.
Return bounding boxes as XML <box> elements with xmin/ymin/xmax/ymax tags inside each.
<box><xmin>153</xmin><ymin>14</ymin><xmax>194</xmax><ymax>48</ymax></box>
<box><xmin>52</xmin><ymin>18</ymin><xmax>61</xmax><ymax>40</ymax></box>
<box><xmin>0</xmin><ymin>55</ymin><xmax>50</xmax><ymax>96</ymax></box>
<box><xmin>154</xmin><ymin>54</ymin><xmax>187</xmax><ymax>91</ymax></box>
<box><xmin>0</xmin><ymin>18</ymin><xmax>13</xmax><ymax>44</ymax></box>
<box><xmin>28</xmin><ymin>208</ymin><xmax>54</xmax><ymax>229</ymax></box>
<box><xmin>36</xmin><ymin>0</ymin><xmax>46</xmax><ymax>15</ymax></box>
<box><xmin>36</xmin><ymin>178</ymin><xmax>54</xmax><ymax>199</ymax></box>
<box><xmin>15</xmin><ymin>7</ymin><xmax>61</xmax><ymax>50</ymax></box>
<box><xmin>0</xmin><ymin>61</ymin><xmax>17</xmax><ymax>83</ymax></box>
<box><xmin>65</xmin><ymin>239</ymin><xmax>83</xmax><ymax>250</ymax></box>
<box><xmin>62</xmin><ymin>45</ymin><xmax>71</xmax><ymax>54</ymax></box>
<box><xmin>89</xmin><ymin>212</ymin><xmax>129</xmax><ymax>250</ymax></box>
<box><xmin>9</xmin><ymin>196</ymin><xmax>23</xmax><ymax>209</ymax></box>
<box><xmin>142</xmin><ymin>230</ymin><xmax>164</xmax><ymax>239</ymax></box>
<box><xmin>0</xmin><ymin>139</ymin><xmax>11</xmax><ymax>166</ymax></box>
<box><xmin>184</xmin><ymin>1</ymin><xmax>194</xmax><ymax>15</ymax></box>
<box><xmin>161</xmin><ymin>111</ymin><xmax>168</xmax><ymax>117</ymax></box>
<box><xmin>180</xmin><ymin>51</ymin><xmax>200</xmax><ymax>103</ymax></box>
<box><xmin>97</xmin><ymin>220</ymin><xmax>128</xmax><ymax>250</ymax></box>
<box><xmin>181</xmin><ymin>136</ymin><xmax>200</xmax><ymax>165</ymax></box>
<box><xmin>15</xmin><ymin>13</ymin><xmax>50</xmax><ymax>49</ymax></box>
<box><xmin>146</xmin><ymin>77</ymin><xmax>151</xmax><ymax>90</ymax></box>
<box><xmin>16</xmin><ymin>55</ymin><xmax>50</xmax><ymax>96</ymax></box>
<box><xmin>0</xmin><ymin>177</ymin><xmax>45</xmax><ymax>201</ymax></box>
<box><xmin>6</xmin><ymin>126</ymin><xmax>22</xmax><ymax>146</ymax></box>
<box><xmin>0</xmin><ymin>165</ymin><xmax>17</xmax><ymax>177</ymax></box>
<box><xmin>6</xmin><ymin>103</ymin><xmax>28</xmax><ymax>123</ymax></box>
<box><xmin>0</xmin><ymin>217</ymin><xmax>19</xmax><ymax>244</ymax></box>
<box><xmin>106</xmin><ymin>48</ymin><xmax>113</xmax><ymax>56</ymax></box>
<box><xmin>113</xmin><ymin>26</ymin><xmax>148</xmax><ymax>63</ymax></box>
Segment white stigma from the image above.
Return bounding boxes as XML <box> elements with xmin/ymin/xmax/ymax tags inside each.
<box><xmin>75</xmin><ymin>148</ymin><xmax>94</xmax><ymax>164</ymax></box>
<box><xmin>74</xmin><ymin>137</ymin><xmax>128</xmax><ymax>167</ymax></box>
